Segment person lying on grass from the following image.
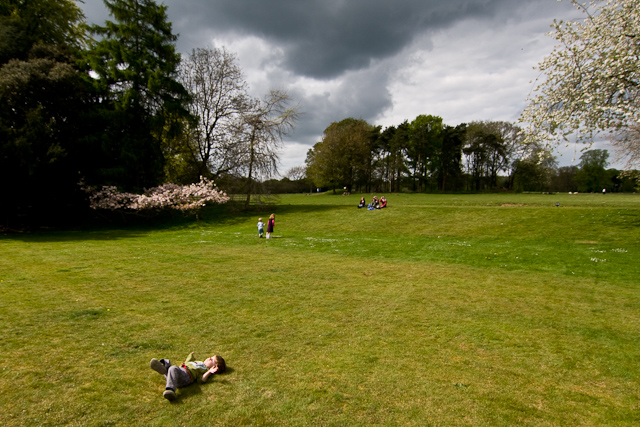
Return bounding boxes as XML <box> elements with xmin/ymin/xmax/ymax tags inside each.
<box><xmin>150</xmin><ymin>352</ymin><xmax>226</xmax><ymax>401</ymax></box>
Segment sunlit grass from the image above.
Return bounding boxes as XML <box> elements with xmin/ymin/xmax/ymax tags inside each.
<box><xmin>0</xmin><ymin>193</ymin><xmax>638</xmax><ymax>425</ymax></box>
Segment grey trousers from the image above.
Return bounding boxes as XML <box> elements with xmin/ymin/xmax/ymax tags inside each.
<box><xmin>160</xmin><ymin>359</ymin><xmax>194</xmax><ymax>391</ymax></box>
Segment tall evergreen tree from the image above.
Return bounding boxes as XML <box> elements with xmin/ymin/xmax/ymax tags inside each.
<box><xmin>86</xmin><ymin>0</ymin><xmax>189</xmax><ymax>190</ymax></box>
<box><xmin>0</xmin><ymin>0</ymin><xmax>89</xmax><ymax>227</ymax></box>
<box><xmin>511</xmin><ymin>147</ymin><xmax>557</xmax><ymax>192</ymax></box>
<box><xmin>407</xmin><ymin>115</ymin><xmax>443</xmax><ymax>192</ymax></box>
<box><xmin>463</xmin><ymin>121</ymin><xmax>510</xmax><ymax>191</ymax></box>
<box><xmin>438</xmin><ymin>124</ymin><xmax>466</xmax><ymax>191</ymax></box>
<box><xmin>575</xmin><ymin>149</ymin><xmax>610</xmax><ymax>193</ymax></box>
<box><xmin>377</xmin><ymin>122</ymin><xmax>409</xmax><ymax>193</ymax></box>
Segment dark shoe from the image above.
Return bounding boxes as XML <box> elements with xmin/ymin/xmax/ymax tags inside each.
<box><xmin>150</xmin><ymin>358</ymin><xmax>167</xmax><ymax>375</ymax></box>
<box><xmin>163</xmin><ymin>389</ymin><xmax>176</xmax><ymax>401</ymax></box>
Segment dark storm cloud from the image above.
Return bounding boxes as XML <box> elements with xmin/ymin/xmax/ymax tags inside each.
<box><xmin>290</xmin><ymin>64</ymin><xmax>395</xmax><ymax>140</ymax></box>
<box><xmin>169</xmin><ymin>0</ymin><xmax>520</xmax><ymax>79</ymax></box>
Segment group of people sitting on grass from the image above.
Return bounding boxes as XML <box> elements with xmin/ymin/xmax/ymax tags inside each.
<box><xmin>358</xmin><ymin>195</ymin><xmax>387</xmax><ymax>210</ymax></box>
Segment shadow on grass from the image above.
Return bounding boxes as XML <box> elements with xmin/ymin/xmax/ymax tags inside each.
<box><xmin>0</xmin><ymin>227</ymin><xmax>153</xmax><ymax>243</ymax></box>
<box><xmin>172</xmin><ymin>383</ymin><xmax>203</xmax><ymax>402</ymax></box>
<box><xmin>0</xmin><ymin>201</ymin><xmax>349</xmax><ymax>242</ymax></box>
<box><xmin>200</xmin><ymin>202</ymin><xmax>346</xmax><ymax>224</ymax></box>
<box><xmin>190</xmin><ymin>202</ymin><xmax>346</xmax><ymax>232</ymax></box>
<box><xmin>617</xmin><ymin>210</ymin><xmax>640</xmax><ymax>228</ymax></box>
<box><xmin>170</xmin><ymin>368</ymin><xmax>235</xmax><ymax>403</ymax></box>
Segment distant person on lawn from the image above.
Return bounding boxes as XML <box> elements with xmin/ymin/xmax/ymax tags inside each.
<box><xmin>378</xmin><ymin>196</ymin><xmax>387</xmax><ymax>208</ymax></box>
<box><xmin>150</xmin><ymin>352</ymin><xmax>226</xmax><ymax>401</ymax></box>
<box><xmin>257</xmin><ymin>217</ymin><xmax>265</xmax><ymax>238</ymax></box>
<box><xmin>266</xmin><ymin>213</ymin><xmax>275</xmax><ymax>239</ymax></box>
<box><xmin>369</xmin><ymin>196</ymin><xmax>379</xmax><ymax>209</ymax></box>
<box><xmin>358</xmin><ymin>197</ymin><xmax>366</xmax><ymax>208</ymax></box>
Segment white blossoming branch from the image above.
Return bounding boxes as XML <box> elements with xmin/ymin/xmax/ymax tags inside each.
<box><xmin>520</xmin><ymin>0</ymin><xmax>640</xmax><ymax>147</ymax></box>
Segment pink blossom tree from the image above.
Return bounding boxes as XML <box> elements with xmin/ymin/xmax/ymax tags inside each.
<box><xmin>82</xmin><ymin>177</ymin><xmax>229</xmax><ymax>214</ymax></box>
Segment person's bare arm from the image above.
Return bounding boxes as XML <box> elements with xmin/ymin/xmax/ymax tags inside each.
<box><xmin>202</xmin><ymin>366</ymin><xmax>219</xmax><ymax>382</ymax></box>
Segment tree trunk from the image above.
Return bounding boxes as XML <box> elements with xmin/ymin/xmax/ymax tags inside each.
<box><xmin>244</xmin><ymin>129</ymin><xmax>256</xmax><ymax>210</ymax></box>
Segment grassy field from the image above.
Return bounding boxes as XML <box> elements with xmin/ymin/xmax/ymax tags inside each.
<box><xmin>1</xmin><ymin>192</ymin><xmax>639</xmax><ymax>426</ymax></box>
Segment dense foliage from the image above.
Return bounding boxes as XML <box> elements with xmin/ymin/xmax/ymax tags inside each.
<box><xmin>306</xmin><ymin>118</ymin><xmax>375</xmax><ymax>193</ymax></box>
<box><xmin>0</xmin><ymin>0</ymin><xmax>90</xmax><ymax>226</ymax></box>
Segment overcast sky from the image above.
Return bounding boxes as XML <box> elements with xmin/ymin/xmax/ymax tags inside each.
<box><xmin>80</xmin><ymin>0</ymin><xmax>619</xmax><ymax>173</ymax></box>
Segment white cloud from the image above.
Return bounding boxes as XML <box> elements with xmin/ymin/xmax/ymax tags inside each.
<box><xmin>279</xmin><ymin>142</ymin><xmax>312</xmax><ymax>173</ymax></box>
<box><xmin>380</xmin><ymin>14</ymin><xmax>556</xmax><ymax>126</ymax></box>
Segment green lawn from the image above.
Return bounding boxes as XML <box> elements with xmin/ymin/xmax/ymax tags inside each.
<box><xmin>1</xmin><ymin>193</ymin><xmax>639</xmax><ymax>426</ymax></box>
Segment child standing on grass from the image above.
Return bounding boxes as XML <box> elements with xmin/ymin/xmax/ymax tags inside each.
<box><xmin>150</xmin><ymin>352</ymin><xmax>226</xmax><ymax>401</ymax></box>
<box><xmin>266</xmin><ymin>213</ymin><xmax>275</xmax><ymax>239</ymax></box>
<box><xmin>257</xmin><ymin>218</ymin><xmax>264</xmax><ymax>238</ymax></box>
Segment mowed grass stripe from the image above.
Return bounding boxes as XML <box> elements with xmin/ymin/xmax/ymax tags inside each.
<box><xmin>0</xmin><ymin>193</ymin><xmax>638</xmax><ymax>425</ymax></box>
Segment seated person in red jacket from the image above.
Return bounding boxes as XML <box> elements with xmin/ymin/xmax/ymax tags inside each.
<box><xmin>378</xmin><ymin>196</ymin><xmax>387</xmax><ymax>208</ymax></box>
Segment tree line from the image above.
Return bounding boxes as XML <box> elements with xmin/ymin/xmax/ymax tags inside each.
<box><xmin>302</xmin><ymin>117</ymin><xmax>636</xmax><ymax>194</ymax></box>
<box><xmin>0</xmin><ymin>0</ymin><xmax>298</xmax><ymax>228</ymax></box>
